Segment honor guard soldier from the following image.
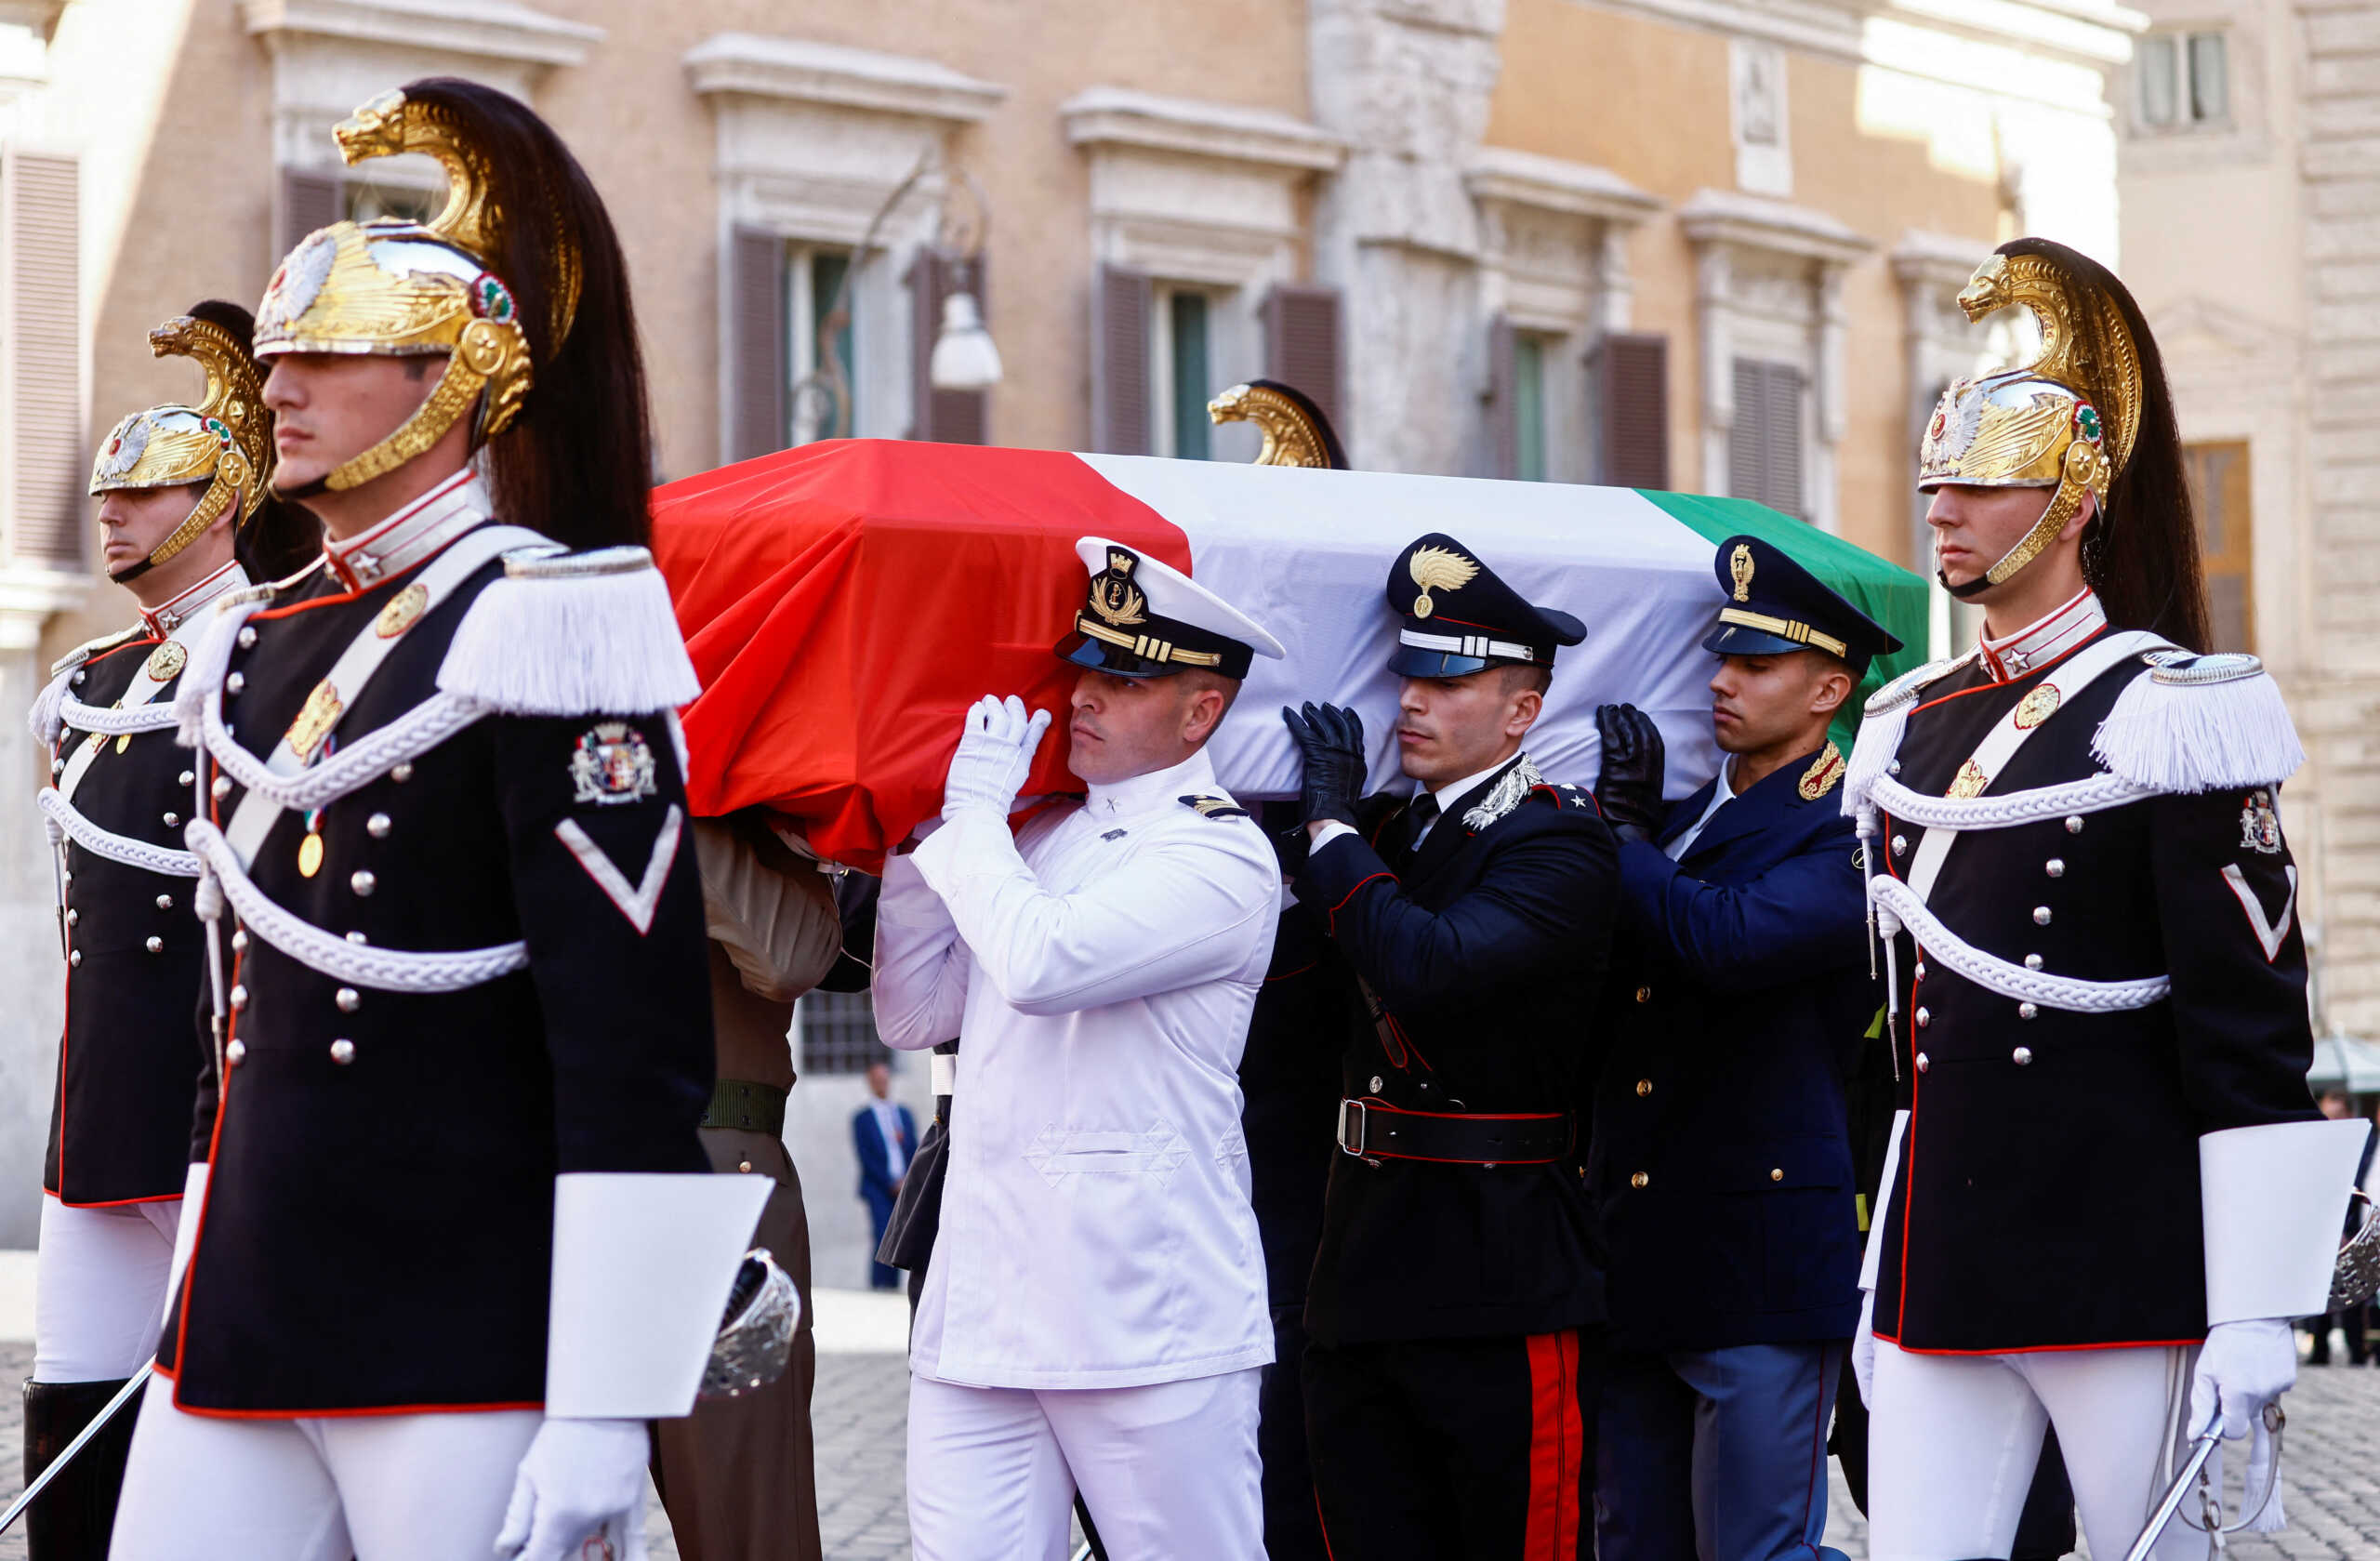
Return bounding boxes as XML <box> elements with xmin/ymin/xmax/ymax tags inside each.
<box><xmin>106</xmin><ymin>82</ymin><xmax>763</xmax><ymax>1561</ymax></box>
<box><xmin>21</xmin><ymin>301</ymin><xmax>306</xmax><ymax>1561</ymax></box>
<box><xmin>1848</xmin><ymin>239</ymin><xmax>2368</xmax><ymax>1561</ymax></box>
<box><xmin>1281</xmin><ymin>536</ymin><xmax>1616</xmax><ymax>1559</ymax></box>
<box><xmin>874</xmin><ymin>538</ymin><xmax>1285</xmax><ymax>1559</ymax></box>
<box><xmin>1588</xmin><ymin>536</ymin><xmax>1898</xmax><ymax>1561</ymax></box>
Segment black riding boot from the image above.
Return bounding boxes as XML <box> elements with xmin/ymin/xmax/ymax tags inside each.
<box><xmin>22</xmin><ymin>1378</ymin><xmax>139</xmax><ymax>1561</ymax></box>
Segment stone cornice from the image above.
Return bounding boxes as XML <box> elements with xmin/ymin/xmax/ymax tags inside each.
<box><xmin>1890</xmin><ymin>228</ymin><xmax>1992</xmax><ymax>287</ymax></box>
<box><xmin>0</xmin><ymin>565</ymin><xmax>90</xmax><ymax>653</ymax></box>
<box><xmin>1464</xmin><ymin>146</ymin><xmax>1664</xmax><ymax>225</ymax></box>
<box><xmin>240</xmin><ymin>0</ymin><xmax>602</xmax><ymax>68</ymax></box>
<box><xmin>684</xmin><ymin>33</ymin><xmax>1004</xmax><ymax>125</ymax></box>
<box><xmin>1563</xmin><ymin>0</ymin><xmax>2138</xmax><ymax>73</ymax></box>
<box><xmin>1680</xmin><ymin>188</ymin><xmax>1873</xmax><ymax>266</ymax></box>
<box><xmin>1061</xmin><ymin>86</ymin><xmax>1345</xmax><ymax>174</ymax></box>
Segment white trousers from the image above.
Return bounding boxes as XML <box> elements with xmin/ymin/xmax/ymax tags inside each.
<box><xmin>1869</xmin><ymin>1341</ymin><xmax>2204</xmax><ymax>1561</ymax></box>
<box><xmin>33</xmin><ymin>1194</ymin><xmax>180</xmax><ymax>1382</ymax></box>
<box><xmin>906</xmin><ymin>1369</ymin><xmax>1263</xmax><ymax>1561</ymax></box>
<box><xmin>107</xmin><ymin>1374</ymin><xmax>540</xmax><ymax>1561</ymax></box>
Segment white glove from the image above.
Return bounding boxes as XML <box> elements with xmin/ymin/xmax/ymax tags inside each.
<box><xmin>1853</xmin><ymin>1287</ymin><xmax>1877</xmax><ymax>1409</ymax></box>
<box><xmin>942</xmin><ymin>695</ymin><xmax>1053</xmax><ymax>820</ymax></box>
<box><xmin>494</xmin><ymin>1417</ymin><xmax>651</xmax><ymax>1561</ymax></box>
<box><xmin>2190</xmin><ymin>1316</ymin><xmax>2297</xmax><ymax>1442</ymax></box>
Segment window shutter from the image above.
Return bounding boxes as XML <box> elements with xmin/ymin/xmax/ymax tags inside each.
<box><xmin>1480</xmin><ymin>315</ymin><xmax>1518</xmax><ymax>480</ymax></box>
<box><xmin>4</xmin><ymin>149</ymin><xmax>82</xmax><ymax>567</ymax></box>
<box><xmin>728</xmin><ymin>227</ymin><xmax>787</xmax><ymax>464</ymax></box>
<box><xmin>1092</xmin><ymin>264</ymin><xmax>1152</xmax><ymax>456</ymax></box>
<box><xmin>1727</xmin><ymin>358</ymin><xmax>1764</xmax><ymax>503</ymax></box>
<box><xmin>909</xmin><ymin>249</ymin><xmax>990</xmax><ymax>444</ymax></box>
<box><xmin>1263</xmin><ymin>283</ymin><xmax>1344</xmax><ymax>439</ymax></box>
<box><xmin>1765</xmin><ymin>362</ymin><xmax>1805</xmax><ymax>519</ymax></box>
<box><xmin>275</xmin><ymin>167</ymin><xmax>343</xmax><ymax>271</ymax></box>
<box><xmin>1592</xmin><ymin>333</ymin><xmax>1669</xmax><ymax>489</ymax></box>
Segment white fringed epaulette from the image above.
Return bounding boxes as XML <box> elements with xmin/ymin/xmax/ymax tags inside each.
<box><xmin>29</xmin><ymin>627</ymin><xmax>142</xmax><ymax>746</ymax></box>
<box><xmin>437</xmin><ymin>545</ymin><xmax>701</xmax><ymax>718</ymax></box>
<box><xmin>2090</xmin><ymin>651</ymin><xmax>2305</xmax><ymax>794</ymax></box>
<box><xmin>1841</xmin><ymin>654</ymin><xmax>1973</xmax><ymax>817</ymax></box>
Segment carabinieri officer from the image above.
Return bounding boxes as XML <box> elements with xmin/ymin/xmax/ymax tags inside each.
<box><xmin>1588</xmin><ymin>535</ymin><xmax>1898</xmax><ymax>1561</ymax></box>
<box><xmin>1281</xmin><ymin>535</ymin><xmax>1616</xmax><ymax>1559</ymax></box>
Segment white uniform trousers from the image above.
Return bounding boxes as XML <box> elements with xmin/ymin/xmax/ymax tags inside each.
<box><xmin>906</xmin><ymin>1368</ymin><xmax>1263</xmax><ymax>1561</ymax></box>
<box><xmin>33</xmin><ymin>1194</ymin><xmax>180</xmax><ymax>1382</ymax></box>
<box><xmin>1869</xmin><ymin>1341</ymin><xmax>2205</xmax><ymax>1561</ymax></box>
<box><xmin>107</xmin><ymin>1374</ymin><xmax>540</xmax><ymax>1561</ymax></box>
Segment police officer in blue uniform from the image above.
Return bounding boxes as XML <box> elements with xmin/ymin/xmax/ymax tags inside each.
<box><xmin>1587</xmin><ymin>535</ymin><xmax>1897</xmax><ymax>1561</ymax></box>
<box><xmin>1282</xmin><ymin>535</ymin><xmax>1616</xmax><ymax>1559</ymax></box>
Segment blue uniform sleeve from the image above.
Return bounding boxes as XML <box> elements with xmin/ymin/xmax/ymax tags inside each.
<box><xmin>1615</xmin><ymin>815</ymin><xmax>1871</xmax><ymax>991</ymax></box>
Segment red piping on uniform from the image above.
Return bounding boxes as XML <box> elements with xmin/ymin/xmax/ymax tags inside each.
<box><xmin>171</xmin><ymin>1396</ymin><xmax>545</xmax><ymax>1422</ymax></box>
<box><xmin>1263</xmin><ymin>960</ymin><xmax>1319</xmax><ymax>985</ymax></box>
<box><xmin>168</xmin><ymin>944</ymin><xmax>239</xmax><ymax>1411</ymax></box>
<box><xmin>1875</xmin><ymin>1332</ymin><xmax>2205</xmax><ymax>1356</ymax></box>
<box><xmin>58</xmin><ymin>1192</ymin><xmax>184</xmax><ymax>1209</ymax></box>
<box><xmin>1325</xmin><ymin>872</ymin><xmax>1394</xmax><ymax>933</ymax></box>
<box><xmin>1911</xmin><ymin>625</ymin><xmax>2109</xmax><ymax>717</ymax></box>
<box><xmin>1314</xmin><ymin>1489</ymin><xmax>1339</xmax><ymax>1560</ymax></box>
<box><xmin>1523</xmin><ymin>1329</ymin><xmax>1582</xmax><ymax>1559</ymax></box>
<box><xmin>84</xmin><ymin>638</ymin><xmax>164</xmax><ymax>668</ymax></box>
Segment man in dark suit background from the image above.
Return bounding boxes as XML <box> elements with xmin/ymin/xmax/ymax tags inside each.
<box><xmin>852</xmin><ymin>1060</ymin><xmax>917</xmax><ymax>1290</ymax></box>
<box><xmin>1587</xmin><ymin>536</ymin><xmax>1896</xmax><ymax>1561</ymax></box>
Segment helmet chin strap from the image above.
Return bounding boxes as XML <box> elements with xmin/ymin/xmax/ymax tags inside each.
<box><xmin>105</xmin><ymin>473</ymin><xmax>241</xmax><ymax>587</ymax></box>
<box><xmin>1931</xmin><ymin>456</ymin><xmax>2099</xmax><ymax>602</ymax></box>
<box><xmin>271</xmin><ymin>323</ymin><xmax>522</xmax><ymax>502</ymax></box>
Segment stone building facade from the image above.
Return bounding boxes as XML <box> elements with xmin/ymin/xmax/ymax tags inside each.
<box><xmin>2119</xmin><ymin>0</ymin><xmax>2380</xmax><ymax>1038</ymax></box>
<box><xmin>0</xmin><ymin>0</ymin><xmax>2136</xmax><ymax>1245</ymax></box>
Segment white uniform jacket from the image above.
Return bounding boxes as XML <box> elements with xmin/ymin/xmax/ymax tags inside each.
<box><xmin>875</xmin><ymin>747</ymin><xmax>1278</xmax><ymax>1390</ymax></box>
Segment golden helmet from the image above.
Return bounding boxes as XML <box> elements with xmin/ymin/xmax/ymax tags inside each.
<box><xmin>90</xmin><ymin>304</ymin><xmax>273</xmax><ymax>582</ymax></box>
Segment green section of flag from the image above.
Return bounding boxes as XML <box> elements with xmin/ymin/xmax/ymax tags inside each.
<box><xmin>1635</xmin><ymin>489</ymin><xmax>1931</xmax><ymax>753</ymax></box>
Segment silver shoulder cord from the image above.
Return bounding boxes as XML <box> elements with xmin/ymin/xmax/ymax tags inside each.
<box><xmin>2126</xmin><ymin>1197</ymin><xmax>2380</xmax><ymax>1559</ymax></box>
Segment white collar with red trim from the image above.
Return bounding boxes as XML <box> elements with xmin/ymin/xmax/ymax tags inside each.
<box><xmin>323</xmin><ymin>468</ymin><xmax>492</xmax><ymax>591</ymax></box>
<box><xmin>1977</xmin><ymin>589</ymin><xmax>2106</xmax><ymax>683</ymax></box>
<box><xmin>139</xmin><ymin>559</ymin><xmax>250</xmax><ymax>638</ymax></box>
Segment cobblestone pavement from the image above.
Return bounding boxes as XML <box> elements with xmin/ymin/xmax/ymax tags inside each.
<box><xmin>4</xmin><ymin>1342</ymin><xmax>2378</xmax><ymax>1559</ymax></box>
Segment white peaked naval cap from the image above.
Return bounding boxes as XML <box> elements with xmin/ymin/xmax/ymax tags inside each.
<box><xmin>1057</xmin><ymin>535</ymin><xmax>1286</xmax><ymax>681</ymax></box>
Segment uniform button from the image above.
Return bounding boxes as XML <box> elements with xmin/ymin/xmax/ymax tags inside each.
<box><xmin>64</xmin><ymin>909</ymin><xmax>77</xmax><ymax>927</ymax></box>
<box><xmin>2033</xmin><ymin>906</ymin><xmax>2053</xmax><ymax>925</ymax></box>
<box><xmin>67</xmin><ymin>949</ymin><xmax>80</xmax><ymax>967</ymax></box>
<box><xmin>71</xmin><ymin>670</ymin><xmax>85</xmax><ymax>686</ymax></box>
<box><xmin>346</xmin><ymin>931</ymin><xmax>368</xmax><ymax>946</ymax></box>
<box><xmin>336</xmin><ymin>987</ymin><xmax>361</xmax><ymax>1012</ymax></box>
<box><xmin>225</xmin><ymin>1039</ymin><xmax>245</xmax><ymax>1066</ymax></box>
<box><xmin>329</xmin><ymin>1038</ymin><xmax>356</xmax><ymax>1065</ymax></box>
<box><xmin>350</xmin><ymin>870</ymin><xmax>377</xmax><ymax>896</ymax></box>
<box><xmin>230</xmin><ymin>985</ymin><xmax>247</xmax><ymax>1011</ymax></box>
<box><xmin>156</xmin><ymin>893</ymin><xmax>173</xmax><ymax>912</ymax></box>
<box><xmin>366</xmin><ymin>813</ymin><xmax>391</xmax><ymax>839</ymax></box>
<box><xmin>737</xmin><ymin>1160</ymin><xmax>754</xmax><ymax>1174</ymax></box>
<box><xmin>237</xmin><ymin>627</ymin><xmax>258</xmax><ymax>650</ymax></box>
<box><xmin>1915</xmin><ymin>1008</ymin><xmax>1930</xmax><ymax>1027</ymax></box>
<box><xmin>1630</xmin><ymin>1171</ymin><xmax>1649</xmax><ymax>1189</ymax></box>
<box><xmin>1892</xmin><ymin>835</ymin><xmax>1908</xmax><ymax>855</ymax></box>
<box><xmin>2065</xmin><ymin>815</ymin><xmax>2083</xmax><ymax>834</ymax></box>
<box><xmin>2044</xmin><ymin>858</ymin><xmax>2065</xmax><ymax>879</ymax></box>
<box><xmin>2018</xmin><ymin>1001</ymin><xmax>2038</xmax><ymax>1020</ymax></box>
<box><xmin>145</xmin><ymin>935</ymin><xmax>163</xmax><ymax>954</ymax></box>
<box><xmin>2025</xmin><ymin>953</ymin><xmax>2043</xmax><ymax>970</ymax></box>
<box><xmin>49</xmin><ymin>758</ymin><xmax>63</xmax><ymax>777</ymax></box>
<box><xmin>2012</xmin><ymin>1045</ymin><xmax>2034</xmax><ymax>1065</ymax></box>
<box><xmin>1916</xmin><ymin>1052</ymin><xmax>1930</xmax><ymax>1072</ymax></box>
<box><xmin>178</xmin><ymin>770</ymin><xmax>194</xmax><ymax>787</ymax></box>
<box><xmin>231</xmin><ymin>930</ymin><xmax>249</xmax><ymax>952</ymax></box>
<box><xmin>1914</xmin><ymin>961</ymin><xmax>1926</xmax><ymax>982</ymax></box>
<box><xmin>1368</xmin><ymin>1076</ymin><xmax>1383</xmax><ymax>1092</ymax></box>
<box><xmin>390</xmin><ymin>762</ymin><xmax>414</xmax><ymax>783</ymax></box>
<box><xmin>1889</xmin><ymin>761</ymin><xmax>1902</xmax><ymax>774</ymax></box>
<box><xmin>1635</xmin><ymin>1078</ymin><xmax>1652</xmax><ymax>1097</ymax></box>
<box><xmin>225</xmin><ymin>672</ymin><xmax>245</xmax><ymax>695</ymax></box>
<box><xmin>211</xmin><ymin>775</ymin><xmax>233</xmax><ymax>800</ymax></box>
<box><xmin>1634</xmin><ymin>986</ymin><xmax>1652</xmax><ymax>1003</ymax></box>
<box><xmin>1770</xmin><ymin>1168</ymin><xmax>1784</xmax><ymax>1182</ymax></box>
<box><xmin>162</xmin><ymin>811</ymin><xmax>179</xmax><ymax>827</ymax></box>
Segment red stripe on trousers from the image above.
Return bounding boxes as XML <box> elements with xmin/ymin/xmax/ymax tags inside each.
<box><xmin>1524</xmin><ymin>1329</ymin><xmax>1582</xmax><ymax>1560</ymax></box>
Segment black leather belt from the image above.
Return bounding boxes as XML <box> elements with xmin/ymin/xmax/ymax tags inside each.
<box><xmin>1336</xmin><ymin>1099</ymin><xmax>1573</xmax><ymax>1165</ymax></box>
<box><xmin>702</xmin><ymin>1078</ymin><xmax>788</xmax><ymax>1137</ymax></box>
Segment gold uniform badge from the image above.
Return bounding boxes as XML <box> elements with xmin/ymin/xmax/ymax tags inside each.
<box><xmin>1408</xmin><ymin>546</ymin><xmax>1479</xmax><ymax>619</ymax></box>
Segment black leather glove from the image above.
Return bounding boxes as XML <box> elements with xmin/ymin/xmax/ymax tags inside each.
<box><xmin>1281</xmin><ymin>702</ymin><xmax>1367</xmax><ymax>828</ymax></box>
<box><xmin>1593</xmin><ymin>703</ymin><xmax>1666</xmax><ymax>841</ymax></box>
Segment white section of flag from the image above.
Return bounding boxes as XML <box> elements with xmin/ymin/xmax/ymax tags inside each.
<box><xmin>1076</xmin><ymin>455</ymin><xmax>1726</xmax><ymax>802</ymax></box>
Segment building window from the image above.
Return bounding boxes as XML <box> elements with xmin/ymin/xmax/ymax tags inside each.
<box><xmin>1153</xmin><ymin>285</ymin><xmax>1223</xmax><ymax>460</ymax></box>
<box><xmin>2139</xmin><ymin>32</ymin><xmax>2229</xmax><ymax>129</ymax></box>
<box><xmin>344</xmin><ymin>176</ymin><xmax>438</xmax><ymax>226</ymax></box>
<box><xmin>788</xmin><ymin>246</ymin><xmax>859</xmax><ymax>446</ymax></box>
<box><xmin>1728</xmin><ymin>357</ymin><xmax>1805</xmax><ymax>518</ymax></box>
<box><xmin>2186</xmin><ymin>441</ymin><xmax>2254</xmax><ymax>652</ymax></box>
<box><xmin>796</xmin><ymin>990</ymin><xmax>886</xmax><ymax>1076</ymax></box>
<box><xmin>1514</xmin><ymin>334</ymin><xmax>1550</xmax><ymax>483</ymax></box>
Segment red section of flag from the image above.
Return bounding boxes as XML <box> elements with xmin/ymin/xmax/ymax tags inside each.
<box><xmin>649</xmin><ymin>439</ymin><xmax>1192</xmax><ymax>870</ymax></box>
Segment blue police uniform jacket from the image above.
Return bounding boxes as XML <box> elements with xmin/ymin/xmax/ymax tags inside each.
<box><xmin>1590</xmin><ymin>746</ymin><xmax>1872</xmax><ymax>1354</ymax></box>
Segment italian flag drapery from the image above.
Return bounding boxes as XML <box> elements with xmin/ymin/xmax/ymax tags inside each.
<box><xmin>651</xmin><ymin>439</ymin><xmax>1927</xmax><ymax>871</ymax></box>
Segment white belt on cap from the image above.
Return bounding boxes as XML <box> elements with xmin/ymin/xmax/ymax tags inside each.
<box><xmin>1398</xmin><ymin>628</ymin><xmax>1536</xmax><ymax>663</ymax></box>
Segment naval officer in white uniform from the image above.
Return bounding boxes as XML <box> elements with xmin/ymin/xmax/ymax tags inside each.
<box><xmin>875</xmin><ymin>537</ymin><xmax>1286</xmax><ymax>1560</ymax></box>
